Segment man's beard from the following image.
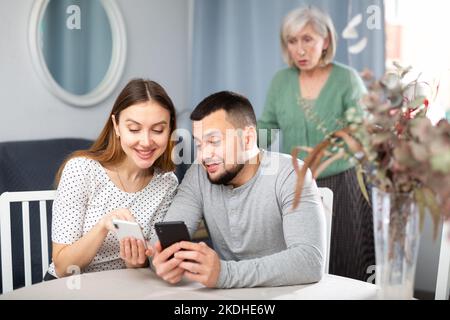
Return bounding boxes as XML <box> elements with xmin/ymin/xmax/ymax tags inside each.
<box><xmin>207</xmin><ymin>163</ymin><xmax>244</xmax><ymax>185</ymax></box>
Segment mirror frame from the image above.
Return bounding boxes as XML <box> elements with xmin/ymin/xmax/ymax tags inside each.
<box><xmin>28</xmin><ymin>0</ymin><xmax>127</xmax><ymax>107</ymax></box>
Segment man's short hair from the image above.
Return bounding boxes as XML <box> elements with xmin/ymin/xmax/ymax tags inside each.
<box><xmin>190</xmin><ymin>91</ymin><xmax>257</xmax><ymax>128</ymax></box>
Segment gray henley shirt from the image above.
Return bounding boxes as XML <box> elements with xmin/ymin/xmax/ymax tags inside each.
<box><xmin>164</xmin><ymin>150</ymin><xmax>326</xmax><ymax>288</ymax></box>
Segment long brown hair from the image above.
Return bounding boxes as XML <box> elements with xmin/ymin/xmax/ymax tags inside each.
<box><xmin>55</xmin><ymin>79</ymin><xmax>177</xmax><ymax>186</ymax></box>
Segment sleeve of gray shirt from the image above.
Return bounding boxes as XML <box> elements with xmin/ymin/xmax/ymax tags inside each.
<box><xmin>163</xmin><ymin>165</ymin><xmax>204</xmax><ymax>237</ymax></box>
<box><xmin>217</xmin><ymin>167</ymin><xmax>326</xmax><ymax>288</ymax></box>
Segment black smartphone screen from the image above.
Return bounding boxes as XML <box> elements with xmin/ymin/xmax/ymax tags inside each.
<box><xmin>155</xmin><ymin>221</ymin><xmax>191</xmax><ymax>250</ymax></box>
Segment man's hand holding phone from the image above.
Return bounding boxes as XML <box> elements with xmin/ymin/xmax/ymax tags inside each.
<box><xmin>149</xmin><ymin>241</ymin><xmax>185</xmax><ymax>284</ymax></box>
<box><xmin>146</xmin><ymin>221</ymin><xmax>191</xmax><ymax>284</ymax></box>
<box><xmin>174</xmin><ymin>241</ymin><xmax>221</xmax><ymax>288</ymax></box>
<box><xmin>148</xmin><ymin>241</ymin><xmax>220</xmax><ymax>287</ymax></box>
<box><xmin>147</xmin><ymin>221</ymin><xmax>220</xmax><ymax>287</ymax></box>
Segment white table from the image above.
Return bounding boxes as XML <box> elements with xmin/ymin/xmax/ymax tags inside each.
<box><xmin>1</xmin><ymin>268</ymin><xmax>378</xmax><ymax>300</ymax></box>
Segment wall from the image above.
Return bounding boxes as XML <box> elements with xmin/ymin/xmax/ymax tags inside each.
<box><xmin>0</xmin><ymin>0</ymin><xmax>191</xmax><ymax>142</ymax></box>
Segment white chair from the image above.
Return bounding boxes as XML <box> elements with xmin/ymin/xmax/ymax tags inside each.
<box><xmin>435</xmin><ymin>221</ymin><xmax>450</xmax><ymax>300</ymax></box>
<box><xmin>318</xmin><ymin>187</ymin><xmax>333</xmax><ymax>274</ymax></box>
<box><xmin>0</xmin><ymin>190</ymin><xmax>56</xmax><ymax>294</ymax></box>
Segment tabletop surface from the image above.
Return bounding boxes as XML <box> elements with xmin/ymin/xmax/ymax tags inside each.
<box><xmin>1</xmin><ymin>268</ymin><xmax>378</xmax><ymax>300</ymax></box>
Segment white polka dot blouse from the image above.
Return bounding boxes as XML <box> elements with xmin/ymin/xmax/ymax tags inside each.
<box><xmin>47</xmin><ymin>157</ymin><xmax>178</xmax><ymax>277</ymax></box>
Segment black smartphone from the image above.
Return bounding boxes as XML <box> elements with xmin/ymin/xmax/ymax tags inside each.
<box><xmin>155</xmin><ymin>221</ymin><xmax>191</xmax><ymax>250</ymax></box>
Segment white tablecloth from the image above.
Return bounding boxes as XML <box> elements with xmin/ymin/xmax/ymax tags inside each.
<box><xmin>0</xmin><ymin>268</ymin><xmax>378</xmax><ymax>300</ymax></box>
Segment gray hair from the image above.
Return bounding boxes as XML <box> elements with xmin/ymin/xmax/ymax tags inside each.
<box><xmin>280</xmin><ymin>6</ymin><xmax>337</xmax><ymax>67</ymax></box>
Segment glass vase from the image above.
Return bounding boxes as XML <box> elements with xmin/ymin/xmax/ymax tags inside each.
<box><xmin>372</xmin><ymin>188</ymin><xmax>420</xmax><ymax>299</ymax></box>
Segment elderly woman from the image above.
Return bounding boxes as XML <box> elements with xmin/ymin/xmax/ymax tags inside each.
<box><xmin>258</xmin><ymin>6</ymin><xmax>374</xmax><ymax>282</ymax></box>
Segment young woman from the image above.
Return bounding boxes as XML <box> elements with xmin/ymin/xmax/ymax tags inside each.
<box><xmin>45</xmin><ymin>79</ymin><xmax>178</xmax><ymax>279</ymax></box>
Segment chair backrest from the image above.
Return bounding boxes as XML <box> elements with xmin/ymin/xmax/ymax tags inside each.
<box><xmin>0</xmin><ymin>190</ymin><xmax>56</xmax><ymax>294</ymax></box>
<box><xmin>318</xmin><ymin>187</ymin><xmax>333</xmax><ymax>274</ymax></box>
<box><xmin>436</xmin><ymin>221</ymin><xmax>450</xmax><ymax>300</ymax></box>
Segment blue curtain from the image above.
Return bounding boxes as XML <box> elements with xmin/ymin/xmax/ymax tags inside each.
<box><xmin>191</xmin><ymin>0</ymin><xmax>385</xmax><ymax>118</ymax></box>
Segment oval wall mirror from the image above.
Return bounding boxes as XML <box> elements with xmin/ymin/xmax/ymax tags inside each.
<box><xmin>29</xmin><ymin>0</ymin><xmax>127</xmax><ymax>107</ymax></box>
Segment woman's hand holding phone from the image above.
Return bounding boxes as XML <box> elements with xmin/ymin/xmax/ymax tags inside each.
<box><xmin>120</xmin><ymin>237</ymin><xmax>150</xmax><ymax>268</ymax></box>
<box><xmin>110</xmin><ymin>216</ymin><xmax>151</xmax><ymax>268</ymax></box>
<box><xmin>100</xmin><ymin>208</ymin><xmax>135</xmax><ymax>232</ymax></box>
<box><xmin>97</xmin><ymin>207</ymin><xmax>149</xmax><ymax>268</ymax></box>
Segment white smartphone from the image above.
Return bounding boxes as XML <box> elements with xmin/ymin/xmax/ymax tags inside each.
<box><xmin>112</xmin><ymin>219</ymin><xmax>148</xmax><ymax>248</ymax></box>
